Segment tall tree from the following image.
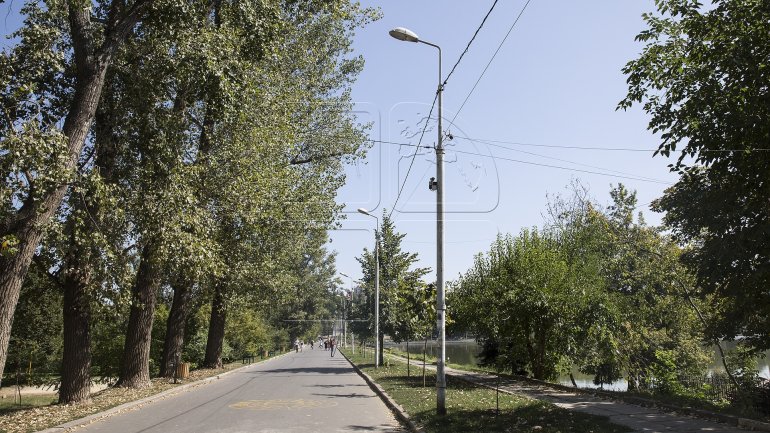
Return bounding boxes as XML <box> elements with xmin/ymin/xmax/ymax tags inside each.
<box><xmin>619</xmin><ymin>0</ymin><xmax>770</xmax><ymax>350</ymax></box>
<box><xmin>356</xmin><ymin>211</ymin><xmax>430</xmax><ymax>365</ymax></box>
<box><xmin>0</xmin><ymin>0</ymin><xmax>155</xmax><ymax>387</ymax></box>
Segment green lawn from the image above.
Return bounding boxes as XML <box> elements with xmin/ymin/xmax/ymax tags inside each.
<box><xmin>345</xmin><ymin>350</ymin><xmax>631</xmax><ymax>433</ymax></box>
<box><xmin>0</xmin><ymin>394</ymin><xmax>57</xmax><ymax>416</ymax></box>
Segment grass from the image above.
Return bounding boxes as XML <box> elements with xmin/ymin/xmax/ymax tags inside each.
<box><xmin>384</xmin><ymin>347</ymin><xmax>498</xmax><ymax>374</ymax></box>
<box><xmin>344</xmin><ymin>350</ymin><xmax>631</xmax><ymax>433</ymax></box>
<box><xmin>0</xmin><ymin>351</ymin><xmax>288</xmax><ymax>433</ymax></box>
<box><xmin>384</xmin><ymin>347</ymin><xmax>770</xmax><ymax>424</ymax></box>
<box><xmin>0</xmin><ymin>395</ymin><xmax>57</xmax><ymax>415</ymax></box>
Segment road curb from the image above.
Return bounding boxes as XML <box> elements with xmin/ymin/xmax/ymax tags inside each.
<box><xmin>340</xmin><ymin>350</ymin><xmax>424</xmax><ymax>433</ymax></box>
<box><xmin>35</xmin><ymin>352</ymin><xmax>292</xmax><ymax>433</ymax></box>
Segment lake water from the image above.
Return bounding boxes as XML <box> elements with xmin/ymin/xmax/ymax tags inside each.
<box><xmin>385</xmin><ymin>339</ymin><xmax>770</xmax><ymax>392</ymax></box>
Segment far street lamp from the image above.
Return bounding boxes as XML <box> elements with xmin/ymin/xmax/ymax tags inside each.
<box><xmin>340</xmin><ymin>272</ymin><xmax>354</xmax><ymax>348</ymax></box>
<box><xmin>357</xmin><ymin>207</ymin><xmax>381</xmax><ymax>368</ymax></box>
<box><xmin>389</xmin><ymin>26</ymin><xmax>447</xmax><ymax>415</ymax></box>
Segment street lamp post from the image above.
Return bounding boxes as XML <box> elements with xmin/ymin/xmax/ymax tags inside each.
<box><xmin>389</xmin><ymin>26</ymin><xmax>447</xmax><ymax>415</ymax></box>
<box><xmin>357</xmin><ymin>208</ymin><xmax>381</xmax><ymax>368</ymax></box>
<box><xmin>340</xmin><ymin>272</ymin><xmax>354</xmax><ymax>349</ymax></box>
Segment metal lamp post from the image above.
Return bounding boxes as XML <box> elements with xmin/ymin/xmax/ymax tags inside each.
<box><xmin>357</xmin><ymin>208</ymin><xmax>380</xmax><ymax>368</ymax></box>
<box><xmin>388</xmin><ymin>26</ymin><xmax>447</xmax><ymax>415</ymax></box>
<box><xmin>340</xmin><ymin>272</ymin><xmax>354</xmax><ymax>348</ymax></box>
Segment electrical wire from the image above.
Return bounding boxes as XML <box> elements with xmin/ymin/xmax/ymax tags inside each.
<box><xmin>388</xmin><ymin>94</ymin><xmax>438</xmax><ymax>219</ymax></box>
<box><xmin>462</xmin><ymin>136</ymin><xmax>668</xmax><ymax>183</ymax></box>
<box><xmin>443</xmin><ymin>0</ymin><xmax>500</xmax><ymax>89</ymax></box>
<box><xmin>450</xmin><ymin>148</ymin><xmax>673</xmax><ymax>185</ymax></box>
<box><xmin>449</xmin><ymin>0</ymin><xmax>533</xmax><ymax>127</ymax></box>
<box><xmin>389</xmin><ymin>0</ymin><xmax>503</xmax><ymax>219</ymax></box>
<box><xmin>453</xmin><ymin>135</ymin><xmax>658</xmax><ymax>152</ymax></box>
<box><xmin>372</xmin><ymin>136</ymin><xmax>672</xmax><ymax>188</ymax></box>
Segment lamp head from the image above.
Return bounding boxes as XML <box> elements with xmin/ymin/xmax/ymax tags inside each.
<box><xmin>357</xmin><ymin>208</ymin><xmax>372</xmax><ymax>216</ymax></box>
<box><xmin>389</xmin><ymin>27</ymin><xmax>419</xmax><ymax>43</ymax></box>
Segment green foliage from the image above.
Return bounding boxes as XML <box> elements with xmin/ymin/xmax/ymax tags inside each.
<box><xmin>225</xmin><ymin>303</ymin><xmax>270</xmax><ymax>357</ymax></box>
<box><xmin>452</xmin><ymin>229</ymin><xmax>594</xmax><ymax>380</ymax></box>
<box><xmin>1</xmin><ymin>0</ymin><xmax>377</xmax><ymax>392</ymax></box>
<box><xmin>354</xmin><ymin>211</ymin><xmax>431</xmax><ymax>348</ymax></box>
<box><xmin>452</xmin><ymin>183</ymin><xmax>710</xmax><ymax>389</ymax></box>
<box><xmin>620</xmin><ymin>0</ymin><xmax>770</xmax><ymax>351</ymax></box>
<box><xmin>725</xmin><ymin>342</ymin><xmax>762</xmax><ymax>388</ymax></box>
<box><xmin>150</xmin><ymin>303</ymin><xmax>170</xmax><ymax>377</ymax></box>
<box><xmin>5</xmin><ymin>265</ymin><xmax>62</xmax><ymax>383</ymax></box>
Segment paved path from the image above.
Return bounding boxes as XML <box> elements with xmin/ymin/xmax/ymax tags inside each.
<box><xmin>389</xmin><ymin>354</ymin><xmax>752</xmax><ymax>433</ymax></box>
<box><xmin>58</xmin><ymin>349</ymin><xmax>406</xmax><ymax>433</ymax></box>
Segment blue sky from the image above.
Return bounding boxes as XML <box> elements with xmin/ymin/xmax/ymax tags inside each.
<box><xmin>330</xmin><ymin>0</ymin><xmax>680</xmax><ymax>286</ymax></box>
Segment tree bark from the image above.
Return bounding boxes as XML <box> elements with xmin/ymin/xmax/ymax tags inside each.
<box><xmin>116</xmin><ymin>244</ymin><xmax>161</xmax><ymax>388</ymax></box>
<box><xmin>406</xmin><ymin>340</ymin><xmax>410</xmax><ymax>377</ymax></box>
<box><xmin>0</xmin><ymin>0</ymin><xmax>152</xmax><ymax>387</ymax></box>
<box><xmin>161</xmin><ymin>282</ymin><xmax>192</xmax><ymax>377</ymax></box>
<box><xmin>58</xmin><ymin>224</ymin><xmax>93</xmax><ymax>404</ymax></box>
<box><xmin>204</xmin><ymin>284</ymin><xmax>226</xmax><ymax>368</ymax></box>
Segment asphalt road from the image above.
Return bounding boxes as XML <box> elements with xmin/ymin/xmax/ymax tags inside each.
<box><xmin>69</xmin><ymin>348</ymin><xmax>406</xmax><ymax>433</ymax></box>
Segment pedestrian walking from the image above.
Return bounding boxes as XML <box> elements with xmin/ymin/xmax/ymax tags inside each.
<box><xmin>310</xmin><ymin>340</ymin><xmax>314</xmax><ymax>350</ymax></box>
<box><xmin>324</xmin><ymin>340</ymin><xmax>328</xmax><ymax>350</ymax></box>
<box><xmin>330</xmin><ymin>338</ymin><xmax>336</xmax><ymax>357</ymax></box>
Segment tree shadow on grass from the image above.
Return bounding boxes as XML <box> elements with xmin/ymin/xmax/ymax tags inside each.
<box><xmin>411</xmin><ymin>404</ymin><xmax>632</xmax><ymax>433</ymax></box>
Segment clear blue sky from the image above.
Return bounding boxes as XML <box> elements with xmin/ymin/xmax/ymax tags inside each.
<box><xmin>330</xmin><ymin>0</ymin><xmax>679</xmax><ymax>286</ymax></box>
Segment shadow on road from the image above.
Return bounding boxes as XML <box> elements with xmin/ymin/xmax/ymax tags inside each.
<box><xmin>312</xmin><ymin>392</ymin><xmax>374</xmax><ymax>399</ymax></box>
<box><xmin>250</xmin><ymin>367</ymin><xmax>354</xmax><ymax>375</ymax></box>
<box><xmin>345</xmin><ymin>424</ymin><xmax>406</xmax><ymax>432</ymax></box>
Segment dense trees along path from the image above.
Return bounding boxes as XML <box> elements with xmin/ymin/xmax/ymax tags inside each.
<box><xmin>61</xmin><ymin>350</ymin><xmax>405</xmax><ymax>433</ymax></box>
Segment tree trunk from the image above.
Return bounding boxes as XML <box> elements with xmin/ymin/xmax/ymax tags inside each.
<box><xmin>204</xmin><ymin>284</ymin><xmax>226</xmax><ymax>368</ymax></box>
<box><xmin>58</xmin><ymin>235</ymin><xmax>93</xmax><ymax>404</ymax></box>
<box><xmin>406</xmin><ymin>341</ymin><xmax>410</xmax><ymax>377</ymax></box>
<box><xmin>0</xmin><ymin>1</ymin><xmax>151</xmax><ymax>387</ymax></box>
<box><xmin>161</xmin><ymin>282</ymin><xmax>192</xmax><ymax>377</ymax></box>
<box><xmin>423</xmin><ymin>336</ymin><xmax>427</xmax><ymax>387</ymax></box>
<box><xmin>116</xmin><ymin>244</ymin><xmax>160</xmax><ymax>388</ymax></box>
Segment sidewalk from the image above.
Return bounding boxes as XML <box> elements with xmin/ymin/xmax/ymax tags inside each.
<box><xmin>387</xmin><ymin>354</ymin><xmax>765</xmax><ymax>433</ymax></box>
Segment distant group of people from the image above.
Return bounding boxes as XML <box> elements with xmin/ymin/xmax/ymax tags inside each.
<box><xmin>294</xmin><ymin>337</ymin><xmax>336</xmax><ymax>356</ymax></box>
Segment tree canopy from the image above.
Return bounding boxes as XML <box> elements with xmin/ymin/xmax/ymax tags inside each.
<box><xmin>619</xmin><ymin>0</ymin><xmax>770</xmax><ymax>350</ymax></box>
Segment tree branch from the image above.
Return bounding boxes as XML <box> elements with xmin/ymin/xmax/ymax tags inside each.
<box><xmin>99</xmin><ymin>0</ymin><xmax>154</xmax><ymax>61</ymax></box>
<box><xmin>289</xmin><ymin>151</ymin><xmax>345</xmax><ymax>165</ymax></box>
